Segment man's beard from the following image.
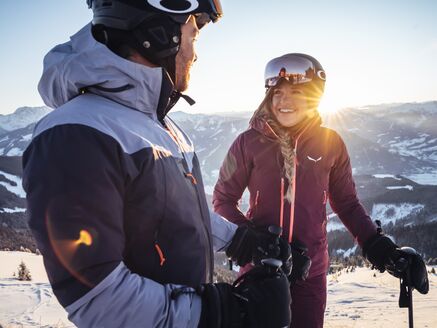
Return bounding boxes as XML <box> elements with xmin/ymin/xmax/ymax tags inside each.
<box><xmin>174</xmin><ymin>62</ymin><xmax>191</xmax><ymax>92</ymax></box>
<box><xmin>174</xmin><ymin>48</ymin><xmax>194</xmax><ymax>92</ymax></box>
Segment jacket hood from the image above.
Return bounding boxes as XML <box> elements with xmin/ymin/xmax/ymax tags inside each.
<box><xmin>38</xmin><ymin>23</ymin><xmax>164</xmax><ymax>118</ymax></box>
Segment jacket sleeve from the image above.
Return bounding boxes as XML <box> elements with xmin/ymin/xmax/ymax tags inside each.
<box><xmin>328</xmin><ymin>134</ymin><xmax>377</xmax><ymax>246</ymax></box>
<box><xmin>23</xmin><ymin>124</ymin><xmax>201</xmax><ymax>327</ymax></box>
<box><xmin>209</xmin><ymin>209</ymin><xmax>237</xmax><ymax>252</ymax></box>
<box><xmin>213</xmin><ymin>133</ymin><xmax>250</xmax><ymax>225</ymax></box>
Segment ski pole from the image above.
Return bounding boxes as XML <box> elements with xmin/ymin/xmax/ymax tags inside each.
<box><xmin>406</xmin><ymin>266</ymin><xmax>414</xmax><ymax>328</ymax></box>
<box><xmin>396</xmin><ymin>250</ymin><xmax>415</xmax><ymax>328</ymax></box>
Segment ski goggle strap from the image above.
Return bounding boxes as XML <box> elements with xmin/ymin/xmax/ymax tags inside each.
<box><xmin>209</xmin><ymin>0</ymin><xmax>223</xmax><ymax>22</ymax></box>
<box><xmin>264</xmin><ymin>54</ymin><xmax>326</xmax><ymax>88</ymax></box>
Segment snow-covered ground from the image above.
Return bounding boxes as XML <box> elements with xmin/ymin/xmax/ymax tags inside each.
<box><xmin>0</xmin><ymin>251</ymin><xmax>435</xmax><ymax>328</ymax></box>
<box><xmin>325</xmin><ymin>267</ymin><xmax>437</xmax><ymax>328</ymax></box>
<box><xmin>0</xmin><ymin>251</ymin><xmax>71</xmax><ymax>328</ymax></box>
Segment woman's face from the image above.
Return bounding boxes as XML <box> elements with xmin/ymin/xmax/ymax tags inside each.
<box><xmin>270</xmin><ymin>83</ymin><xmax>310</xmax><ymax>128</ymax></box>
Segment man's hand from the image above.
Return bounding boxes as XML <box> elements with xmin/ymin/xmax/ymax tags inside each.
<box><xmin>198</xmin><ymin>261</ymin><xmax>291</xmax><ymax>328</ymax></box>
<box><xmin>226</xmin><ymin>224</ymin><xmax>291</xmax><ymax>270</ymax></box>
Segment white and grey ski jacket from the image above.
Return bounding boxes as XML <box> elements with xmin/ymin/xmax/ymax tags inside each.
<box><xmin>23</xmin><ymin>23</ymin><xmax>236</xmax><ymax>328</ymax></box>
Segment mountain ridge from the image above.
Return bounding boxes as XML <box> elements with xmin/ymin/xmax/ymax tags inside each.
<box><xmin>0</xmin><ymin>101</ymin><xmax>436</xmax><ymax>257</ymax></box>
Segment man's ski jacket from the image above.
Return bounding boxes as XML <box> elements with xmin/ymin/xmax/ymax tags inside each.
<box><xmin>213</xmin><ymin>115</ymin><xmax>377</xmax><ymax>278</ymax></box>
<box><xmin>23</xmin><ymin>24</ymin><xmax>236</xmax><ymax>327</ymax></box>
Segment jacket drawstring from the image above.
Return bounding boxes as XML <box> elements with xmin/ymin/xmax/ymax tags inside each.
<box><xmin>279</xmin><ymin>178</ymin><xmax>285</xmax><ymax>233</ymax></box>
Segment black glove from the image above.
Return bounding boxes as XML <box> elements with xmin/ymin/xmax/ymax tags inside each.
<box><xmin>288</xmin><ymin>240</ymin><xmax>312</xmax><ymax>284</ymax></box>
<box><xmin>226</xmin><ymin>224</ymin><xmax>291</xmax><ymax>269</ymax></box>
<box><xmin>363</xmin><ymin>233</ymin><xmax>398</xmax><ymax>273</ymax></box>
<box><xmin>198</xmin><ymin>261</ymin><xmax>292</xmax><ymax>328</ymax></box>
<box><xmin>363</xmin><ymin>234</ymin><xmax>429</xmax><ymax>294</ymax></box>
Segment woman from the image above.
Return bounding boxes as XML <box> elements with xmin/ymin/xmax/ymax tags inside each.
<box><xmin>212</xmin><ymin>53</ymin><xmax>378</xmax><ymax>327</ymax></box>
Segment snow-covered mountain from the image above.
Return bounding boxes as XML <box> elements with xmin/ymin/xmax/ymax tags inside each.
<box><xmin>1</xmin><ymin>101</ymin><xmax>437</xmax><ymax>256</ymax></box>
<box><xmin>0</xmin><ymin>106</ymin><xmax>51</xmax><ymax>134</ymax></box>
<box><xmin>171</xmin><ymin>102</ymin><xmax>437</xmax><ymax>190</ymax></box>
<box><xmin>324</xmin><ymin>101</ymin><xmax>437</xmax><ymax>167</ymax></box>
<box><xmin>1</xmin><ymin>102</ymin><xmax>436</xmax><ymax>177</ymax></box>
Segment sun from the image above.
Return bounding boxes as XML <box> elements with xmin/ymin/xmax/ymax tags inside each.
<box><xmin>317</xmin><ymin>95</ymin><xmax>342</xmax><ymax>114</ymax></box>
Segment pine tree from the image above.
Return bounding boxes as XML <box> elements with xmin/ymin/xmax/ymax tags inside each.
<box><xmin>17</xmin><ymin>261</ymin><xmax>32</xmax><ymax>281</ymax></box>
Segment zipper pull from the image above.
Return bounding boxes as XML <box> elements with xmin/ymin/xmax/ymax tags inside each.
<box><xmin>184</xmin><ymin>172</ymin><xmax>198</xmax><ymax>185</ymax></box>
<box><xmin>154</xmin><ymin>242</ymin><xmax>166</xmax><ymax>266</ymax></box>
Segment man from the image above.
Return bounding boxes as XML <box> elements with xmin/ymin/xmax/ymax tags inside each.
<box><xmin>23</xmin><ymin>1</ymin><xmax>291</xmax><ymax>327</ymax></box>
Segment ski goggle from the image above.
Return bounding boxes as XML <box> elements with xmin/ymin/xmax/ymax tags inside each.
<box><xmin>179</xmin><ymin>0</ymin><xmax>223</xmax><ymax>29</ymax></box>
<box><xmin>88</xmin><ymin>0</ymin><xmax>223</xmax><ymax>29</ymax></box>
<box><xmin>264</xmin><ymin>54</ymin><xmax>326</xmax><ymax>88</ymax></box>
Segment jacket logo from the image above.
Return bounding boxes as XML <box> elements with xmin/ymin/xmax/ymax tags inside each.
<box><xmin>307</xmin><ymin>155</ymin><xmax>322</xmax><ymax>163</ymax></box>
<box><xmin>146</xmin><ymin>0</ymin><xmax>199</xmax><ymax>13</ymax></box>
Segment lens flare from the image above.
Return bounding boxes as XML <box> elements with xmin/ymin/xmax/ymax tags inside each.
<box><xmin>45</xmin><ymin>210</ymin><xmax>96</xmax><ymax>287</ymax></box>
<box><xmin>75</xmin><ymin>230</ymin><xmax>93</xmax><ymax>246</ymax></box>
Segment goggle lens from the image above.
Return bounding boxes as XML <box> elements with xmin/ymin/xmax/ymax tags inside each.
<box><xmin>264</xmin><ymin>55</ymin><xmax>326</xmax><ymax>88</ymax></box>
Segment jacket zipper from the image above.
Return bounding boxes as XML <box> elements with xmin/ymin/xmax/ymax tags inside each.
<box><xmin>166</xmin><ymin>120</ymin><xmax>213</xmax><ymax>282</ymax></box>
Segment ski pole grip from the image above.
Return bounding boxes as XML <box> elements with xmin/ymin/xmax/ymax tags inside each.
<box><xmin>261</xmin><ymin>258</ymin><xmax>283</xmax><ymax>271</ymax></box>
<box><xmin>268</xmin><ymin>225</ymin><xmax>282</xmax><ymax>237</ymax></box>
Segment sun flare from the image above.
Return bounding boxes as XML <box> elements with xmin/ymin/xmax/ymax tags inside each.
<box><xmin>318</xmin><ymin>95</ymin><xmax>342</xmax><ymax>114</ymax></box>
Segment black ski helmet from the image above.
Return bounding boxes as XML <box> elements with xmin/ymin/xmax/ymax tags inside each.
<box><xmin>264</xmin><ymin>53</ymin><xmax>326</xmax><ymax>109</ymax></box>
<box><xmin>87</xmin><ymin>0</ymin><xmax>223</xmax><ymax>77</ymax></box>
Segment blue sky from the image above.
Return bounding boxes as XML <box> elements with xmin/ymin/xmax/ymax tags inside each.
<box><xmin>1</xmin><ymin>0</ymin><xmax>436</xmax><ymax>115</ymax></box>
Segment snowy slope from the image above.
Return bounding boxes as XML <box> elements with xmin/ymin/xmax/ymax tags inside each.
<box><xmin>328</xmin><ymin>202</ymin><xmax>425</xmax><ymax>232</ymax></box>
<box><xmin>1</xmin><ymin>251</ymin><xmax>435</xmax><ymax>328</ymax></box>
<box><xmin>325</xmin><ymin>267</ymin><xmax>437</xmax><ymax>328</ymax></box>
<box><xmin>0</xmin><ymin>123</ymin><xmax>35</xmax><ymax>156</ymax></box>
<box><xmin>0</xmin><ymin>251</ymin><xmax>72</xmax><ymax>328</ymax></box>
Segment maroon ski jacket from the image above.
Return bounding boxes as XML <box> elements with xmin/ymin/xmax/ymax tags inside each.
<box><xmin>213</xmin><ymin>115</ymin><xmax>377</xmax><ymax>278</ymax></box>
